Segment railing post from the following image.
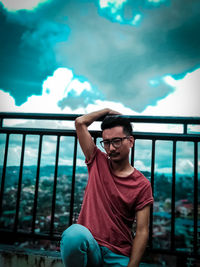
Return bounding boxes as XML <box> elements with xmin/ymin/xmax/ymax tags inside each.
<box><xmin>131</xmin><ymin>141</ymin><xmax>135</xmax><ymax>167</ymax></box>
<box><xmin>0</xmin><ymin>134</ymin><xmax>9</xmax><ymax>217</ymax></box>
<box><xmin>69</xmin><ymin>136</ymin><xmax>78</xmax><ymax>226</ymax></box>
<box><xmin>149</xmin><ymin>139</ymin><xmax>155</xmax><ymax>248</ymax></box>
<box><xmin>193</xmin><ymin>141</ymin><xmax>198</xmax><ymax>255</ymax></box>
<box><xmin>171</xmin><ymin>140</ymin><xmax>177</xmax><ymax>252</ymax></box>
<box><xmin>183</xmin><ymin>123</ymin><xmax>187</xmax><ymax>135</ymax></box>
<box><xmin>14</xmin><ymin>134</ymin><xmax>26</xmax><ymax>233</ymax></box>
<box><xmin>0</xmin><ymin>118</ymin><xmax>3</xmax><ymax>129</ymax></box>
<box><xmin>32</xmin><ymin>135</ymin><xmax>43</xmax><ymax>234</ymax></box>
<box><xmin>50</xmin><ymin>135</ymin><xmax>60</xmax><ymax>236</ymax></box>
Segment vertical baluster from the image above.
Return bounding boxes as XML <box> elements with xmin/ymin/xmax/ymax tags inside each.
<box><xmin>32</xmin><ymin>134</ymin><xmax>43</xmax><ymax>234</ymax></box>
<box><xmin>131</xmin><ymin>139</ymin><xmax>135</xmax><ymax>167</ymax></box>
<box><xmin>149</xmin><ymin>139</ymin><xmax>155</xmax><ymax>248</ymax></box>
<box><xmin>0</xmin><ymin>118</ymin><xmax>3</xmax><ymax>128</ymax></box>
<box><xmin>0</xmin><ymin>134</ymin><xmax>9</xmax><ymax>217</ymax></box>
<box><xmin>171</xmin><ymin>140</ymin><xmax>176</xmax><ymax>251</ymax></box>
<box><xmin>193</xmin><ymin>141</ymin><xmax>198</xmax><ymax>255</ymax></box>
<box><xmin>14</xmin><ymin>134</ymin><xmax>26</xmax><ymax>232</ymax></box>
<box><xmin>50</xmin><ymin>135</ymin><xmax>60</xmax><ymax>236</ymax></box>
<box><xmin>183</xmin><ymin>123</ymin><xmax>187</xmax><ymax>135</ymax></box>
<box><xmin>69</xmin><ymin>136</ymin><xmax>77</xmax><ymax>226</ymax></box>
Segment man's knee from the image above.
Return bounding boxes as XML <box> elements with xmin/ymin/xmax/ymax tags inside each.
<box><xmin>61</xmin><ymin>224</ymin><xmax>102</xmax><ymax>267</ymax></box>
<box><xmin>61</xmin><ymin>224</ymin><xmax>91</xmax><ymax>250</ymax></box>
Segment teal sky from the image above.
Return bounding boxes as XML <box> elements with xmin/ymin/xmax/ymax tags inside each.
<box><xmin>0</xmin><ymin>0</ymin><xmax>199</xmax><ymax>116</ymax></box>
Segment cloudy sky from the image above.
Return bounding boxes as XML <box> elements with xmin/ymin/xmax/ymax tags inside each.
<box><xmin>0</xmin><ymin>0</ymin><xmax>199</xmax><ymax>172</ymax></box>
<box><xmin>0</xmin><ymin>0</ymin><xmax>200</xmax><ymax>116</ymax></box>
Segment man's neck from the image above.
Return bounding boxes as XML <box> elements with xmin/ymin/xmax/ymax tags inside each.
<box><xmin>110</xmin><ymin>160</ymin><xmax>134</xmax><ymax>177</ymax></box>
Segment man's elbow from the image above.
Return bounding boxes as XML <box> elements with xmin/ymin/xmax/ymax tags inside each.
<box><xmin>136</xmin><ymin>228</ymin><xmax>149</xmax><ymax>240</ymax></box>
<box><xmin>75</xmin><ymin>117</ymin><xmax>83</xmax><ymax>129</ymax></box>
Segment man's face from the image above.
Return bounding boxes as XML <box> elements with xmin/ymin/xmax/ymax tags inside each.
<box><xmin>102</xmin><ymin>126</ymin><xmax>134</xmax><ymax>162</ymax></box>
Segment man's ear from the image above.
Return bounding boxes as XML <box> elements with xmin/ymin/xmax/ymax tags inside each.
<box><xmin>129</xmin><ymin>136</ymin><xmax>134</xmax><ymax>148</ymax></box>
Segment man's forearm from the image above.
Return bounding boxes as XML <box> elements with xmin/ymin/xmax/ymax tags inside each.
<box><xmin>128</xmin><ymin>230</ymin><xmax>149</xmax><ymax>267</ymax></box>
<box><xmin>75</xmin><ymin>108</ymin><xmax>112</xmax><ymax>128</ymax></box>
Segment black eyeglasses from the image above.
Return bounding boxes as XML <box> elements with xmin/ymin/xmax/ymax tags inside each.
<box><xmin>100</xmin><ymin>137</ymin><xmax>129</xmax><ymax>149</ymax></box>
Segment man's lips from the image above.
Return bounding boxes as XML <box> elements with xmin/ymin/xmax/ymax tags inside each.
<box><xmin>109</xmin><ymin>153</ymin><xmax>120</xmax><ymax>158</ymax></box>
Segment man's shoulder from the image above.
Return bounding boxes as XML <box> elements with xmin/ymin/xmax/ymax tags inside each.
<box><xmin>86</xmin><ymin>146</ymin><xmax>108</xmax><ymax>166</ymax></box>
<box><xmin>132</xmin><ymin>168</ymin><xmax>151</xmax><ymax>185</ymax></box>
<box><xmin>96</xmin><ymin>146</ymin><xmax>108</xmax><ymax>159</ymax></box>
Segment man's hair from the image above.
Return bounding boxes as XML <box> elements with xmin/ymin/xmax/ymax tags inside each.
<box><xmin>101</xmin><ymin>115</ymin><xmax>133</xmax><ymax>136</ymax></box>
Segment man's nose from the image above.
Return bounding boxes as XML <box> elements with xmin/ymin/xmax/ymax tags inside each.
<box><xmin>109</xmin><ymin>143</ymin><xmax>116</xmax><ymax>151</ymax></box>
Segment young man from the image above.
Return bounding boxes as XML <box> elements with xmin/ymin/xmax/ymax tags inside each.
<box><xmin>60</xmin><ymin>108</ymin><xmax>153</xmax><ymax>267</ymax></box>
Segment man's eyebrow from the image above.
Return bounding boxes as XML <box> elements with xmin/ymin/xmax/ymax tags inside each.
<box><xmin>102</xmin><ymin>137</ymin><xmax>122</xmax><ymax>141</ymax></box>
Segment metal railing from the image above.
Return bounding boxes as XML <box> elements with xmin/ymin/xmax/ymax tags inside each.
<box><xmin>0</xmin><ymin>112</ymin><xmax>199</xmax><ymax>262</ymax></box>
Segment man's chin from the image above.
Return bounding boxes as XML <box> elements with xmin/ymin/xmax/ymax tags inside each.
<box><xmin>110</xmin><ymin>154</ymin><xmax>120</xmax><ymax>161</ymax></box>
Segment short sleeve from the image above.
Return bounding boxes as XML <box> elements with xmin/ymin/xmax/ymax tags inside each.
<box><xmin>85</xmin><ymin>146</ymin><xmax>98</xmax><ymax>166</ymax></box>
<box><xmin>135</xmin><ymin>181</ymin><xmax>154</xmax><ymax>211</ymax></box>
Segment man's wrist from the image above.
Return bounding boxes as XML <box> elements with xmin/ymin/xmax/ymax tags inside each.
<box><xmin>127</xmin><ymin>261</ymin><xmax>139</xmax><ymax>267</ymax></box>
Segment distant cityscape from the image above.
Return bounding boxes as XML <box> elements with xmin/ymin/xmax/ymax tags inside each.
<box><xmin>0</xmin><ymin>166</ymin><xmax>199</xmax><ymax>253</ymax></box>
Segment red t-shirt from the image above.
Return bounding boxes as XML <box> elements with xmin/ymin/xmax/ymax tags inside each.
<box><xmin>77</xmin><ymin>146</ymin><xmax>153</xmax><ymax>257</ymax></box>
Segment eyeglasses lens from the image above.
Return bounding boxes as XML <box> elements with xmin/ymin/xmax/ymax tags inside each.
<box><xmin>101</xmin><ymin>138</ymin><xmax>122</xmax><ymax>148</ymax></box>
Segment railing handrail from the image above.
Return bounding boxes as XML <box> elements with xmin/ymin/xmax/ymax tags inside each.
<box><xmin>0</xmin><ymin>112</ymin><xmax>200</xmax><ymax>124</ymax></box>
<box><xmin>0</xmin><ymin>128</ymin><xmax>199</xmax><ymax>142</ymax></box>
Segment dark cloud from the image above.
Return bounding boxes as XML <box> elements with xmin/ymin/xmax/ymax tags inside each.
<box><xmin>58</xmin><ymin>87</ymin><xmax>104</xmax><ymax>110</ymax></box>
<box><xmin>0</xmin><ymin>2</ymin><xmax>68</xmax><ymax>104</ymax></box>
<box><xmin>55</xmin><ymin>0</ymin><xmax>200</xmax><ymax>111</ymax></box>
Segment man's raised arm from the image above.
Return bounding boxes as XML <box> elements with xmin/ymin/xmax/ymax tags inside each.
<box><xmin>75</xmin><ymin>108</ymin><xmax>120</xmax><ymax>162</ymax></box>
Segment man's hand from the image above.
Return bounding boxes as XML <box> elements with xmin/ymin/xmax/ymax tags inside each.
<box><xmin>107</xmin><ymin>109</ymin><xmax>122</xmax><ymax>115</ymax></box>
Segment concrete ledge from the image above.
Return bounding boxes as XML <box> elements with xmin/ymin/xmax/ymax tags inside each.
<box><xmin>0</xmin><ymin>244</ymin><xmax>163</xmax><ymax>267</ymax></box>
<box><xmin>0</xmin><ymin>244</ymin><xmax>63</xmax><ymax>267</ymax></box>
<box><xmin>2</xmin><ymin>244</ymin><xmax>194</xmax><ymax>267</ymax></box>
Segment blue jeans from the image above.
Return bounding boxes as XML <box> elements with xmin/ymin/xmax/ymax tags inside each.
<box><xmin>60</xmin><ymin>224</ymin><xmax>130</xmax><ymax>267</ymax></box>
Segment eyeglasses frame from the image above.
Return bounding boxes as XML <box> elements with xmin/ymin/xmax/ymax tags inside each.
<box><xmin>100</xmin><ymin>136</ymin><xmax>130</xmax><ymax>149</ymax></box>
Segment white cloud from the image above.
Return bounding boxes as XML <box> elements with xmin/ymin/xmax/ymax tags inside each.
<box><xmin>155</xmin><ymin>167</ymin><xmax>173</xmax><ymax>174</ymax></box>
<box><xmin>147</xmin><ymin>0</ymin><xmax>167</xmax><ymax>4</ymax></box>
<box><xmin>24</xmin><ymin>147</ymin><xmax>39</xmax><ymax>166</ymax></box>
<box><xmin>98</xmin><ymin>0</ymin><xmax>142</xmax><ymax>26</ymax></box>
<box><xmin>0</xmin><ymin>67</ymin><xmax>139</xmax><ymax>122</ymax></box>
<box><xmin>99</xmin><ymin>0</ymin><xmax>127</xmax><ymax>11</ymax></box>
<box><xmin>142</xmin><ymin>67</ymin><xmax>200</xmax><ymax>117</ymax></box>
<box><xmin>87</xmin><ymin>100</ymin><xmax>138</xmax><ymax>115</ymax></box>
<box><xmin>7</xmin><ymin>146</ymin><xmax>22</xmax><ymax>166</ymax></box>
<box><xmin>0</xmin><ymin>68</ymin><xmax>90</xmax><ymax>115</ymax></box>
<box><xmin>131</xmin><ymin>14</ymin><xmax>142</xmax><ymax>25</ymax></box>
<box><xmin>0</xmin><ymin>0</ymin><xmax>51</xmax><ymax>11</ymax></box>
<box><xmin>0</xmin><ymin>90</ymin><xmax>17</xmax><ymax>112</ymax></box>
<box><xmin>43</xmin><ymin>68</ymin><xmax>73</xmax><ymax>99</ymax></box>
<box><xmin>176</xmin><ymin>159</ymin><xmax>194</xmax><ymax>175</ymax></box>
<box><xmin>41</xmin><ymin>138</ymin><xmax>57</xmax><ymax>155</ymax></box>
<box><xmin>58</xmin><ymin>158</ymin><xmax>74</xmax><ymax>166</ymax></box>
<box><xmin>134</xmin><ymin>160</ymin><xmax>150</xmax><ymax>172</ymax></box>
<box><xmin>76</xmin><ymin>158</ymin><xmax>86</xmax><ymax>167</ymax></box>
<box><xmin>64</xmin><ymin>79</ymin><xmax>92</xmax><ymax>97</ymax></box>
